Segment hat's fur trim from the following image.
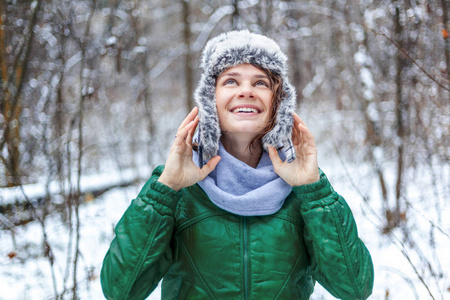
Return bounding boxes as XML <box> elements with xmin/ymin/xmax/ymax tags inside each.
<box><xmin>194</xmin><ymin>30</ymin><xmax>296</xmax><ymax>165</ymax></box>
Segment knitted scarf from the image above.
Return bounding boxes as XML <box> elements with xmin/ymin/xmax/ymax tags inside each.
<box><xmin>193</xmin><ymin>142</ymin><xmax>292</xmax><ymax>216</ymax></box>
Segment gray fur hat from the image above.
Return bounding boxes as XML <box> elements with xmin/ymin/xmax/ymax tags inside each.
<box><xmin>194</xmin><ymin>30</ymin><xmax>296</xmax><ymax>167</ymax></box>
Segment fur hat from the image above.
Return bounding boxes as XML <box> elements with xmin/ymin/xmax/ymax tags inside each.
<box><xmin>194</xmin><ymin>30</ymin><xmax>296</xmax><ymax>167</ymax></box>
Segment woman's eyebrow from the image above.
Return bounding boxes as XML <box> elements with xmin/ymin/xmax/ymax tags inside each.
<box><xmin>219</xmin><ymin>72</ymin><xmax>241</xmax><ymax>78</ymax></box>
<box><xmin>219</xmin><ymin>72</ymin><xmax>269</xmax><ymax>79</ymax></box>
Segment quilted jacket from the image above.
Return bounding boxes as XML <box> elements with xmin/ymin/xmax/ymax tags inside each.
<box><xmin>101</xmin><ymin>165</ymin><xmax>374</xmax><ymax>299</ymax></box>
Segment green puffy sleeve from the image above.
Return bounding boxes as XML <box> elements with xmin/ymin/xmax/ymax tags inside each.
<box><xmin>100</xmin><ymin>165</ymin><xmax>179</xmax><ymax>300</ymax></box>
<box><xmin>293</xmin><ymin>170</ymin><xmax>374</xmax><ymax>300</ymax></box>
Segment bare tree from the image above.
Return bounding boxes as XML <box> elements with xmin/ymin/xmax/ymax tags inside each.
<box><xmin>1</xmin><ymin>0</ymin><xmax>42</xmax><ymax>187</ymax></box>
<box><xmin>182</xmin><ymin>0</ymin><xmax>194</xmax><ymax>111</ymax></box>
<box><xmin>441</xmin><ymin>0</ymin><xmax>449</xmax><ymax>75</ymax></box>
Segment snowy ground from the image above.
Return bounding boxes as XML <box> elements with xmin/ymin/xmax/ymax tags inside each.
<box><xmin>1</xmin><ymin>160</ymin><xmax>449</xmax><ymax>299</ymax></box>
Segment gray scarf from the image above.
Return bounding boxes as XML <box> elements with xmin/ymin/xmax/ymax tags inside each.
<box><xmin>193</xmin><ymin>142</ymin><xmax>292</xmax><ymax>216</ymax></box>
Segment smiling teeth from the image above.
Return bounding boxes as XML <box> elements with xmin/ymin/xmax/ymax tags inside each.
<box><xmin>232</xmin><ymin>108</ymin><xmax>259</xmax><ymax>113</ymax></box>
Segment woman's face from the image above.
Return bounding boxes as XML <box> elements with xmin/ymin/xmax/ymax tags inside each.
<box><xmin>215</xmin><ymin>63</ymin><xmax>273</xmax><ymax>140</ymax></box>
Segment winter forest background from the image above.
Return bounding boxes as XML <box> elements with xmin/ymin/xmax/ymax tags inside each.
<box><xmin>0</xmin><ymin>0</ymin><xmax>449</xmax><ymax>299</ymax></box>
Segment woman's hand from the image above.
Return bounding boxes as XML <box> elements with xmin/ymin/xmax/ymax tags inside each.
<box><xmin>158</xmin><ymin>107</ymin><xmax>221</xmax><ymax>191</ymax></box>
<box><xmin>268</xmin><ymin>113</ymin><xmax>320</xmax><ymax>186</ymax></box>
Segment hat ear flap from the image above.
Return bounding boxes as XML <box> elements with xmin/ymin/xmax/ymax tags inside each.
<box><xmin>262</xmin><ymin>78</ymin><xmax>297</xmax><ymax>162</ymax></box>
<box><xmin>196</xmin><ymin>73</ymin><xmax>221</xmax><ymax>166</ymax></box>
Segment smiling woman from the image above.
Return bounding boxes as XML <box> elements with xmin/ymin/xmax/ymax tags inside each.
<box><xmin>215</xmin><ymin>64</ymin><xmax>274</xmax><ymax>167</ymax></box>
<box><xmin>100</xmin><ymin>30</ymin><xmax>374</xmax><ymax>300</ymax></box>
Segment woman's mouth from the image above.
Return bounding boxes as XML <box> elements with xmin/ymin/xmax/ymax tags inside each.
<box><xmin>230</xmin><ymin>107</ymin><xmax>261</xmax><ymax>114</ymax></box>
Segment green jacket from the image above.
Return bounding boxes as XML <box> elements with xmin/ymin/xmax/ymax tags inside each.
<box><xmin>101</xmin><ymin>166</ymin><xmax>374</xmax><ymax>299</ymax></box>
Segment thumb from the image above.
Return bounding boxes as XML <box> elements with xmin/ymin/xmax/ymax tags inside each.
<box><xmin>199</xmin><ymin>156</ymin><xmax>221</xmax><ymax>180</ymax></box>
<box><xmin>268</xmin><ymin>146</ymin><xmax>283</xmax><ymax>167</ymax></box>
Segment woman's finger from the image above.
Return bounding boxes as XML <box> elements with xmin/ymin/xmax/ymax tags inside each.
<box><xmin>174</xmin><ymin>119</ymin><xmax>197</xmax><ymax>146</ymax></box>
<box><xmin>298</xmin><ymin>123</ymin><xmax>316</xmax><ymax>147</ymax></box>
<box><xmin>199</xmin><ymin>155</ymin><xmax>221</xmax><ymax>179</ymax></box>
<box><xmin>293</xmin><ymin>113</ymin><xmax>315</xmax><ymax>144</ymax></box>
<box><xmin>186</xmin><ymin>116</ymin><xmax>199</xmax><ymax>147</ymax></box>
<box><xmin>267</xmin><ymin>146</ymin><xmax>283</xmax><ymax>167</ymax></box>
<box><xmin>293</xmin><ymin>113</ymin><xmax>306</xmax><ymax>127</ymax></box>
<box><xmin>292</xmin><ymin>117</ymin><xmax>301</xmax><ymax>145</ymax></box>
<box><xmin>175</xmin><ymin>107</ymin><xmax>198</xmax><ymax>145</ymax></box>
<box><xmin>178</xmin><ymin>107</ymin><xmax>198</xmax><ymax>132</ymax></box>
<box><xmin>293</xmin><ymin>113</ymin><xmax>308</xmax><ymax>145</ymax></box>
<box><xmin>294</xmin><ymin>114</ymin><xmax>314</xmax><ymax>137</ymax></box>
<box><xmin>293</xmin><ymin>113</ymin><xmax>301</xmax><ymax>126</ymax></box>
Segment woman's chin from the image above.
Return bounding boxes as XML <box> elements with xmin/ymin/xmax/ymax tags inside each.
<box><xmin>221</xmin><ymin>127</ymin><xmax>266</xmax><ymax>138</ymax></box>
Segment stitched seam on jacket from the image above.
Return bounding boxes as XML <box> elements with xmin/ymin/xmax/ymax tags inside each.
<box><xmin>181</xmin><ymin>283</ymin><xmax>193</xmax><ymax>299</ymax></box>
<box><xmin>179</xmin><ymin>237</ymin><xmax>217</xmax><ymax>300</ymax></box>
<box><xmin>140</xmin><ymin>194</ymin><xmax>174</xmax><ymax>216</ymax></box>
<box><xmin>330</xmin><ymin>202</ymin><xmax>362</xmax><ymax>299</ymax></box>
<box><xmin>272</xmin><ymin>215</ymin><xmax>302</xmax><ymax>231</ymax></box>
<box><xmin>123</xmin><ymin>215</ymin><xmax>161</xmax><ymax>299</ymax></box>
<box><xmin>175</xmin><ymin>212</ymin><xmax>229</xmax><ymax>236</ymax></box>
<box><xmin>273</xmin><ymin>254</ymin><xmax>302</xmax><ymax>300</ymax></box>
<box><xmin>182</xmin><ymin>284</ymin><xmax>192</xmax><ymax>299</ymax></box>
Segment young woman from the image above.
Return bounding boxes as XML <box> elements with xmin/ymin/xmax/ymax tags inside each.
<box><xmin>101</xmin><ymin>30</ymin><xmax>374</xmax><ymax>300</ymax></box>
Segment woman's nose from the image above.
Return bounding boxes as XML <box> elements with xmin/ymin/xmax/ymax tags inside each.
<box><xmin>238</xmin><ymin>84</ymin><xmax>254</xmax><ymax>99</ymax></box>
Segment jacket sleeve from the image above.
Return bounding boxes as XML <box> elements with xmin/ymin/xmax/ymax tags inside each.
<box><xmin>100</xmin><ymin>165</ymin><xmax>178</xmax><ymax>300</ymax></box>
<box><xmin>293</xmin><ymin>170</ymin><xmax>374</xmax><ymax>300</ymax></box>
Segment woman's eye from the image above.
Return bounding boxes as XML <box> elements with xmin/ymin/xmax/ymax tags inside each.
<box><xmin>255</xmin><ymin>81</ymin><xmax>269</xmax><ymax>87</ymax></box>
<box><xmin>224</xmin><ymin>79</ymin><xmax>236</xmax><ymax>85</ymax></box>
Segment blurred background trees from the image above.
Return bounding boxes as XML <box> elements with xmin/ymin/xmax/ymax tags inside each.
<box><xmin>0</xmin><ymin>0</ymin><xmax>448</xmax><ymax>299</ymax></box>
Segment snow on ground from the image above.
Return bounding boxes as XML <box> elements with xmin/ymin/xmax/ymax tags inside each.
<box><xmin>318</xmin><ymin>162</ymin><xmax>450</xmax><ymax>300</ymax></box>
<box><xmin>1</xmin><ymin>160</ymin><xmax>449</xmax><ymax>299</ymax></box>
<box><xmin>0</xmin><ymin>166</ymin><xmax>152</xmax><ymax>206</ymax></box>
<box><xmin>0</xmin><ymin>183</ymin><xmax>159</xmax><ymax>300</ymax></box>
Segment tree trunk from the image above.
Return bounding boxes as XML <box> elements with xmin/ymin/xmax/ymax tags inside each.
<box><xmin>256</xmin><ymin>0</ymin><xmax>272</xmax><ymax>34</ymax></box>
<box><xmin>441</xmin><ymin>0</ymin><xmax>449</xmax><ymax>75</ymax></box>
<box><xmin>287</xmin><ymin>0</ymin><xmax>302</xmax><ymax>107</ymax></box>
<box><xmin>54</xmin><ymin>28</ymin><xmax>67</xmax><ymax>187</ymax></box>
<box><xmin>182</xmin><ymin>0</ymin><xmax>194</xmax><ymax>111</ymax></box>
<box><xmin>232</xmin><ymin>0</ymin><xmax>240</xmax><ymax>30</ymax></box>
<box><xmin>394</xmin><ymin>3</ymin><xmax>406</xmax><ymax>227</ymax></box>
<box><xmin>1</xmin><ymin>0</ymin><xmax>42</xmax><ymax>186</ymax></box>
<box><xmin>0</xmin><ymin>0</ymin><xmax>6</xmax><ymax>110</ymax></box>
<box><xmin>288</xmin><ymin>40</ymin><xmax>302</xmax><ymax>108</ymax></box>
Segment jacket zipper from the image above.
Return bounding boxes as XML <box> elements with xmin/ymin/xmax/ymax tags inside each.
<box><xmin>242</xmin><ymin>217</ymin><xmax>249</xmax><ymax>300</ymax></box>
